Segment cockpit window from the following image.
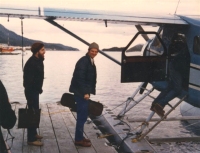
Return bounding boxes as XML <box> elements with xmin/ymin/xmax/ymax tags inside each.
<box><xmin>193</xmin><ymin>36</ymin><xmax>200</xmax><ymax>55</ymax></box>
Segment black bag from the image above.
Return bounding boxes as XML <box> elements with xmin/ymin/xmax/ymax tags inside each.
<box><xmin>0</xmin><ymin>80</ymin><xmax>17</xmax><ymax>129</ymax></box>
<box><xmin>60</xmin><ymin>93</ymin><xmax>77</xmax><ymax>112</ymax></box>
<box><xmin>88</xmin><ymin>99</ymin><xmax>104</xmax><ymax>116</ymax></box>
<box><xmin>18</xmin><ymin>106</ymin><xmax>41</xmax><ymax>128</ymax></box>
<box><xmin>60</xmin><ymin>93</ymin><xmax>103</xmax><ymax>116</ymax></box>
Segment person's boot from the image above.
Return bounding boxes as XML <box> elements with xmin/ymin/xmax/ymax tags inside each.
<box><xmin>150</xmin><ymin>103</ymin><xmax>156</xmax><ymax>111</ymax></box>
<box><xmin>27</xmin><ymin>140</ymin><xmax>43</xmax><ymax>146</ymax></box>
<box><xmin>75</xmin><ymin>140</ymin><xmax>91</xmax><ymax>147</ymax></box>
<box><xmin>35</xmin><ymin>134</ymin><xmax>43</xmax><ymax>139</ymax></box>
<box><xmin>151</xmin><ymin>103</ymin><xmax>165</xmax><ymax>117</ymax></box>
<box><xmin>83</xmin><ymin>137</ymin><xmax>91</xmax><ymax>142</ymax></box>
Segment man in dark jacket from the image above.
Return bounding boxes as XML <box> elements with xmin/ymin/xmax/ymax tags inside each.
<box><xmin>0</xmin><ymin>80</ymin><xmax>16</xmax><ymax>153</ymax></box>
<box><xmin>23</xmin><ymin>42</ymin><xmax>45</xmax><ymax>146</ymax></box>
<box><xmin>151</xmin><ymin>33</ymin><xmax>190</xmax><ymax>117</ymax></box>
<box><xmin>69</xmin><ymin>42</ymin><xmax>99</xmax><ymax>147</ymax></box>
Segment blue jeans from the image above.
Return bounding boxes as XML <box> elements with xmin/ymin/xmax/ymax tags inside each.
<box><xmin>25</xmin><ymin>90</ymin><xmax>39</xmax><ymax>142</ymax></box>
<box><xmin>151</xmin><ymin>81</ymin><xmax>168</xmax><ymax>91</ymax></box>
<box><xmin>74</xmin><ymin>95</ymin><xmax>89</xmax><ymax>141</ymax></box>
<box><xmin>152</xmin><ymin>66</ymin><xmax>182</xmax><ymax>107</ymax></box>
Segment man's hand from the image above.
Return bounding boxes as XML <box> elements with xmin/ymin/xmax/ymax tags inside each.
<box><xmin>84</xmin><ymin>94</ymin><xmax>90</xmax><ymax>100</ymax></box>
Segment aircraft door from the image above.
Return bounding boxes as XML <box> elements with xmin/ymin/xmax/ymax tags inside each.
<box><xmin>121</xmin><ymin>31</ymin><xmax>168</xmax><ymax>83</ymax></box>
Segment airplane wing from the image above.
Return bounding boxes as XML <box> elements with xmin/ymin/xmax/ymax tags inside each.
<box><xmin>0</xmin><ymin>6</ymin><xmax>188</xmax><ymax>26</ymax></box>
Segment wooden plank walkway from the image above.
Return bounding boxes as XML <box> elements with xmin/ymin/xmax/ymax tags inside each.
<box><xmin>1</xmin><ymin>103</ymin><xmax>117</xmax><ymax>153</ymax></box>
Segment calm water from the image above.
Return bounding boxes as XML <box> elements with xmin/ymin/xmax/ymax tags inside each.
<box><xmin>0</xmin><ymin>50</ymin><xmax>135</xmax><ymax>104</ymax></box>
<box><xmin>1</xmin><ymin>51</ymin><xmax>200</xmax><ymax>153</ymax></box>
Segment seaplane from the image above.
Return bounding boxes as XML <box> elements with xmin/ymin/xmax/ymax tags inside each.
<box><xmin>0</xmin><ymin>3</ymin><xmax>200</xmax><ymax>153</ymax></box>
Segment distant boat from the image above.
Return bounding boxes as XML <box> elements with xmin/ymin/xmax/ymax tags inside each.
<box><xmin>0</xmin><ymin>44</ymin><xmax>19</xmax><ymax>55</ymax></box>
<box><xmin>0</xmin><ymin>46</ymin><xmax>15</xmax><ymax>53</ymax></box>
<box><xmin>0</xmin><ymin>33</ymin><xmax>15</xmax><ymax>53</ymax></box>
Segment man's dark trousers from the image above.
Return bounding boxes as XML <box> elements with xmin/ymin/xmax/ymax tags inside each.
<box><xmin>74</xmin><ymin>95</ymin><xmax>89</xmax><ymax>141</ymax></box>
<box><xmin>25</xmin><ymin>91</ymin><xmax>39</xmax><ymax>142</ymax></box>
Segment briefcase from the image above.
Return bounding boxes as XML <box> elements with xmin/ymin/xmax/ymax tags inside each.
<box><xmin>60</xmin><ymin>93</ymin><xmax>103</xmax><ymax>116</ymax></box>
<box><xmin>18</xmin><ymin>106</ymin><xmax>41</xmax><ymax>128</ymax></box>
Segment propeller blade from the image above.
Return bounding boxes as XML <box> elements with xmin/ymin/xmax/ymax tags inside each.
<box><xmin>135</xmin><ymin>25</ymin><xmax>150</xmax><ymax>41</ymax></box>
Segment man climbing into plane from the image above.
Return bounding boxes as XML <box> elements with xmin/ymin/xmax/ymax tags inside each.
<box><xmin>150</xmin><ymin>33</ymin><xmax>190</xmax><ymax>117</ymax></box>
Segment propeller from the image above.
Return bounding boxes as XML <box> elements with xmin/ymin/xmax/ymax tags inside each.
<box><xmin>135</xmin><ymin>25</ymin><xmax>150</xmax><ymax>41</ymax></box>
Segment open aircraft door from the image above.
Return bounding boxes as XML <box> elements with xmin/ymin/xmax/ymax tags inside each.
<box><xmin>121</xmin><ymin>31</ymin><xmax>168</xmax><ymax>83</ymax></box>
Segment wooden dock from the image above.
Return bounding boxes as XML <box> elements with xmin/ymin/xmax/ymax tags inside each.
<box><xmin>1</xmin><ymin>103</ymin><xmax>117</xmax><ymax>153</ymax></box>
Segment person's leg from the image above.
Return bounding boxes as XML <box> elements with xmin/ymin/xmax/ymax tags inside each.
<box><xmin>151</xmin><ymin>82</ymin><xmax>172</xmax><ymax>107</ymax></box>
<box><xmin>158</xmin><ymin>70</ymin><xmax>182</xmax><ymax>107</ymax></box>
<box><xmin>151</xmin><ymin>81</ymin><xmax>168</xmax><ymax>91</ymax></box>
<box><xmin>151</xmin><ymin>71</ymin><xmax>182</xmax><ymax>117</ymax></box>
<box><xmin>151</xmin><ymin>80</ymin><xmax>177</xmax><ymax>117</ymax></box>
<box><xmin>74</xmin><ymin>95</ymin><xmax>89</xmax><ymax>141</ymax></box>
<box><xmin>150</xmin><ymin>83</ymin><xmax>172</xmax><ymax>117</ymax></box>
<box><xmin>170</xmin><ymin>70</ymin><xmax>182</xmax><ymax>94</ymax></box>
<box><xmin>27</xmin><ymin>91</ymin><xmax>39</xmax><ymax>142</ymax></box>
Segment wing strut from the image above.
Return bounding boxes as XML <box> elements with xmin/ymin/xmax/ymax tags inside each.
<box><xmin>45</xmin><ymin>18</ymin><xmax>121</xmax><ymax>66</ymax></box>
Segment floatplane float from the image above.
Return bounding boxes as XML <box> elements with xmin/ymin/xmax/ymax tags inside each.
<box><xmin>0</xmin><ymin>4</ymin><xmax>200</xmax><ymax>153</ymax></box>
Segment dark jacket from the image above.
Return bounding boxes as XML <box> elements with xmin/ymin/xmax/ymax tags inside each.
<box><xmin>69</xmin><ymin>54</ymin><xmax>97</xmax><ymax>97</ymax></box>
<box><xmin>169</xmin><ymin>42</ymin><xmax>190</xmax><ymax>90</ymax></box>
<box><xmin>23</xmin><ymin>55</ymin><xmax>44</xmax><ymax>95</ymax></box>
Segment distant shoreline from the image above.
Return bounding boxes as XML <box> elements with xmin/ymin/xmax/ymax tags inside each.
<box><xmin>14</xmin><ymin>49</ymin><xmax>80</xmax><ymax>52</ymax></box>
<box><xmin>102</xmin><ymin>44</ymin><xmax>143</xmax><ymax>52</ymax></box>
<box><xmin>0</xmin><ymin>24</ymin><xmax>79</xmax><ymax>51</ymax></box>
<box><xmin>102</xmin><ymin>50</ymin><xmax>122</xmax><ymax>52</ymax></box>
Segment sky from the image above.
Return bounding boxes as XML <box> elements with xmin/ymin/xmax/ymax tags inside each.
<box><xmin>0</xmin><ymin>0</ymin><xmax>199</xmax><ymax>50</ymax></box>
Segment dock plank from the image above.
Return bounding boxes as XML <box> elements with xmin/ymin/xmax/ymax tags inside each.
<box><xmin>59</xmin><ymin>105</ymin><xmax>96</xmax><ymax>153</ymax></box>
<box><xmin>84</xmin><ymin>121</ymin><xmax>117</xmax><ymax>153</ymax></box>
<box><xmin>17</xmin><ymin>104</ymin><xmax>41</xmax><ymax>153</ymax></box>
<box><xmin>71</xmin><ymin>111</ymin><xmax>118</xmax><ymax>153</ymax></box>
<box><xmin>2</xmin><ymin>103</ymin><xmax>119</xmax><ymax>153</ymax></box>
<box><xmin>47</xmin><ymin>103</ymin><xmax>78</xmax><ymax>153</ymax></box>
<box><xmin>18</xmin><ymin>104</ymin><xmax>42</xmax><ymax>153</ymax></box>
<box><xmin>23</xmin><ymin>129</ymin><xmax>41</xmax><ymax>153</ymax></box>
<box><xmin>40</xmin><ymin>103</ymin><xmax>59</xmax><ymax>153</ymax></box>
<box><xmin>11</xmin><ymin>103</ymin><xmax>26</xmax><ymax>153</ymax></box>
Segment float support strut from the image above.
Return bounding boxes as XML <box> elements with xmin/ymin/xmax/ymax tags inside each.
<box><xmin>137</xmin><ymin>94</ymin><xmax>188</xmax><ymax>141</ymax></box>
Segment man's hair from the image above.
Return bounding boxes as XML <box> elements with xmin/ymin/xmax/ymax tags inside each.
<box><xmin>88</xmin><ymin>42</ymin><xmax>99</xmax><ymax>51</ymax></box>
<box><xmin>31</xmin><ymin>42</ymin><xmax>44</xmax><ymax>54</ymax></box>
